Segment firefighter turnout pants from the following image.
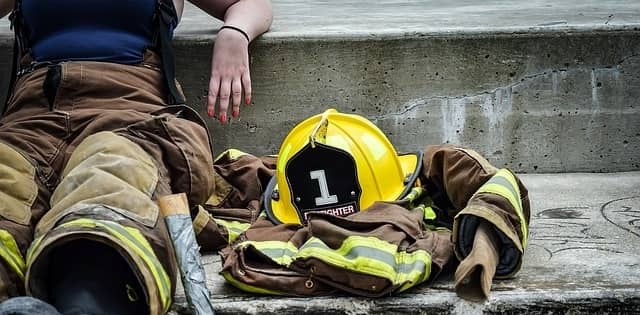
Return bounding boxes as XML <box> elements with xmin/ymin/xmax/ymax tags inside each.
<box><xmin>0</xmin><ymin>51</ymin><xmax>215</xmax><ymax>315</ymax></box>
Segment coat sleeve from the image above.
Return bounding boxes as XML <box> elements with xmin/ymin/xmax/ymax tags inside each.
<box><xmin>420</xmin><ymin>144</ymin><xmax>531</xmax><ymax>278</ymax></box>
<box><xmin>194</xmin><ymin>149</ymin><xmax>276</xmax><ymax>251</ymax></box>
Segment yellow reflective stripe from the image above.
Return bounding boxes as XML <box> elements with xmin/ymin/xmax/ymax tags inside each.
<box><xmin>109</xmin><ymin>222</ymin><xmax>170</xmax><ymax>311</ymax></box>
<box><xmin>221</xmin><ymin>271</ymin><xmax>283</xmax><ymax>295</ymax></box>
<box><xmin>423</xmin><ymin>206</ymin><xmax>437</xmax><ymax>221</ymax></box>
<box><xmin>214</xmin><ymin>218</ymin><xmax>251</xmax><ymax>244</ymax></box>
<box><xmin>297</xmin><ymin>237</ymin><xmax>431</xmax><ymax>286</ymax></box>
<box><xmin>0</xmin><ymin>230</ymin><xmax>25</xmax><ymax>279</ymax></box>
<box><xmin>402</xmin><ymin>186</ymin><xmax>435</xmax><ymax>211</ymax></box>
<box><xmin>214</xmin><ymin>149</ymin><xmax>247</xmax><ymax>163</ymax></box>
<box><xmin>476</xmin><ymin>169</ymin><xmax>528</xmax><ymax>247</ymax></box>
<box><xmin>51</xmin><ymin>219</ymin><xmax>172</xmax><ymax>313</ymax></box>
<box><xmin>99</xmin><ymin>221</ymin><xmax>171</xmax><ymax>312</ymax></box>
<box><xmin>238</xmin><ymin>240</ymin><xmax>298</xmax><ymax>266</ymax></box>
<box><xmin>235</xmin><ymin>236</ymin><xmax>432</xmax><ymax>292</ymax></box>
<box><xmin>26</xmin><ymin>235</ymin><xmax>44</xmax><ymax>265</ymax></box>
<box><xmin>402</xmin><ymin>187</ymin><xmax>424</xmax><ymax>204</ymax></box>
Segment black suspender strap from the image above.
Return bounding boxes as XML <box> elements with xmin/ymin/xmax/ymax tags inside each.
<box><xmin>2</xmin><ymin>0</ymin><xmax>24</xmax><ymax>116</ymax></box>
<box><xmin>2</xmin><ymin>38</ymin><xmax>18</xmax><ymax>116</ymax></box>
<box><xmin>156</xmin><ymin>0</ymin><xmax>185</xmax><ymax>105</ymax></box>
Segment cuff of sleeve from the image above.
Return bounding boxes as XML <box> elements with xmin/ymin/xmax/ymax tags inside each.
<box><xmin>192</xmin><ymin>205</ymin><xmax>211</xmax><ymax>236</ymax></box>
<box><xmin>453</xmin><ymin>205</ymin><xmax>524</xmax><ymax>278</ymax></box>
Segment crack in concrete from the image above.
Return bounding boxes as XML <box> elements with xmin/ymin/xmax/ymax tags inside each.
<box><xmin>618</xmin><ymin>52</ymin><xmax>640</xmax><ymax>65</ymax></box>
<box><xmin>373</xmin><ymin>52</ymin><xmax>639</xmax><ymax>120</ymax></box>
<box><xmin>371</xmin><ymin>70</ymin><xmax>551</xmax><ymax>120</ymax></box>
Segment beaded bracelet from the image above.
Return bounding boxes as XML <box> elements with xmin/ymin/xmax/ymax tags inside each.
<box><xmin>219</xmin><ymin>25</ymin><xmax>250</xmax><ymax>42</ymax></box>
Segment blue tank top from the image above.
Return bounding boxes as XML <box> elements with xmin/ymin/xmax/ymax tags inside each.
<box><xmin>22</xmin><ymin>0</ymin><xmax>171</xmax><ymax>64</ymax></box>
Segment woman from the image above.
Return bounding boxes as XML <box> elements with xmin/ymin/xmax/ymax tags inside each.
<box><xmin>0</xmin><ymin>0</ymin><xmax>272</xmax><ymax>122</ymax></box>
<box><xmin>0</xmin><ymin>0</ymin><xmax>272</xmax><ymax>314</ymax></box>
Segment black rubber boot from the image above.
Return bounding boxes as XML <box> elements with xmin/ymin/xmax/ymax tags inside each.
<box><xmin>47</xmin><ymin>239</ymin><xmax>149</xmax><ymax>315</ymax></box>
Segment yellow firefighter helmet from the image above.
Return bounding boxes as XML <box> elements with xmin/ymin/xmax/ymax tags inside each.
<box><xmin>264</xmin><ymin>108</ymin><xmax>422</xmax><ymax>225</ymax></box>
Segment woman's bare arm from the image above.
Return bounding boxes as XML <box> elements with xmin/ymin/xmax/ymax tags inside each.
<box><xmin>188</xmin><ymin>0</ymin><xmax>238</xmax><ymax>21</ymax></box>
<box><xmin>190</xmin><ymin>0</ymin><xmax>273</xmax><ymax>41</ymax></box>
<box><xmin>189</xmin><ymin>0</ymin><xmax>273</xmax><ymax>123</ymax></box>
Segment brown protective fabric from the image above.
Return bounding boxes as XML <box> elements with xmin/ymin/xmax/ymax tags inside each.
<box><xmin>196</xmin><ymin>152</ymin><xmax>276</xmax><ymax>252</ymax></box>
<box><xmin>192</xmin><ymin>205</ymin><xmax>211</xmax><ymax>236</ymax></box>
<box><xmin>454</xmin><ymin>221</ymin><xmax>499</xmax><ymax>302</ymax></box>
<box><xmin>456</xmin><ymin>193</ymin><xmax>525</xmax><ymax>257</ymax></box>
<box><xmin>207</xmin><ymin>172</ymin><xmax>234</xmax><ymax>207</ymax></box>
<box><xmin>0</xmin><ymin>259</ymin><xmax>21</xmax><ymax>300</ymax></box>
<box><xmin>194</xmin><ymin>206</ymin><xmax>236</xmax><ymax>252</ymax></box>
<box><xmin>118</xmin><ymin>104</ymin><xmax>215</xmax><ymax>209</ymax></box>
<box><xmin>293</xmin><ymin>203</ymin><xmax>454</xmax><ymax>297</ymax></box>
<box><xmin>420</xmin><ymin>144</ymin><xmax>498</xmax><ymax>219</ymax></box>
<box><xmin>420</xmin><ymin>145</ymin><xmax>529</xmax><ymax>275</ymax></box>
<box><xmin>0</xmin><ymin>51</ymin><xmax>215</xmax><ymax>309</ymax></box>
<box><xmin>453</xmin><ymin>173</ymin><xmax>531</xmax><ymax>279</ymax></box>
<box><xmin>0</xmin><ymin>142</ymin><xmax>38</xmax><ymax>226</ymax></box>
<box><xmin>36</xmin><ymin>132</ymin><xmax>161</xmax><ymax>237</ymax></box>
<box><xmin>220</xmin><ymin>202</ymin><xmax>454</xmax><ymax>297</ymax></box>
<box><xmin>211</xmin><ymin>152</ymin><xmax>276</xmax><ymax>210</ymax></box>
<box><xmin>220</xmin><ymin>215</ymin><xmax>337</xmax><ymax>296</ymax></box>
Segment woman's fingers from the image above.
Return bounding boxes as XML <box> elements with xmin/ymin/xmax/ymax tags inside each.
<box><xmin>242</xmin><ymin>71</ymin><xmax>252</xmax><ymax>106</ymax></box>
<box><xmin>217</xmin><ymin>78</ymin><xmax>232</xmax><ymax>124</ymax></box>
<box><xmin>231</xmin><ymin>78</ymin><xmax>242</xmax><ymax>118</ymax></box>
<box><xmin>207</xmin><ymin>74</ymin><xmax>249</xmax><ymax>123</ymax></box>
<box><xmin>207</xmin><ymin>75</ymin><xmax>220</xmax><ymax>118</ymax></box>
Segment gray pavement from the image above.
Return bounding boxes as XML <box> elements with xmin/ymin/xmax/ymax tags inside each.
<box><xmin>171</xmin><ymin>172</ymin><xmax>640</xmax><ymax>314</ymax></box>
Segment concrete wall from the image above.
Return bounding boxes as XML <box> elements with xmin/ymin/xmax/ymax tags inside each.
<box><xmin>1</xmin><ymin>30</ymin><xmax>638</xmax><ymax>173</ymax></box>
<box><xmin>172</xmin><ymin>31</ymin><xmax>640</xmax><ymax>173</ymax></box>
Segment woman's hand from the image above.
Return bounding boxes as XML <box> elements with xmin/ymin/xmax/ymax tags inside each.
<box><xmin>189</xmin><ymin>0</ymin><xmax>272</xmax><ymax>123</ymax></box>
<box><xmin>207</xmin><ymin>27</ymin><xmax>251</xmax><ymax>124</ymax></box>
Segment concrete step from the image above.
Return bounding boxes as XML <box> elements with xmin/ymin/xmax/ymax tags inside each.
<box><xmin>171</xmin><ymin>171</ymin><xmax>640</xmax><ymax>314</ymax></box>
<box><xmin>0</xmin><ymin>1</ymin><xmax>639</xmax><ymax>173</ymax></box>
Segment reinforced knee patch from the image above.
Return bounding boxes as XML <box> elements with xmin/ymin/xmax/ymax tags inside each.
<box><xmin>37</xmin><ymin>131</ymin><xmax>160</xmax><ymax>235</ymax></box>
<box><xmin>0</xmin><ymin>142</ymin><xmax>37</xmax><ymax>226</ymax></box>
<box><xmin>0</xmin><ymin>142</ymin><xmax>36</xmax><ymax>287</ymax></box>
